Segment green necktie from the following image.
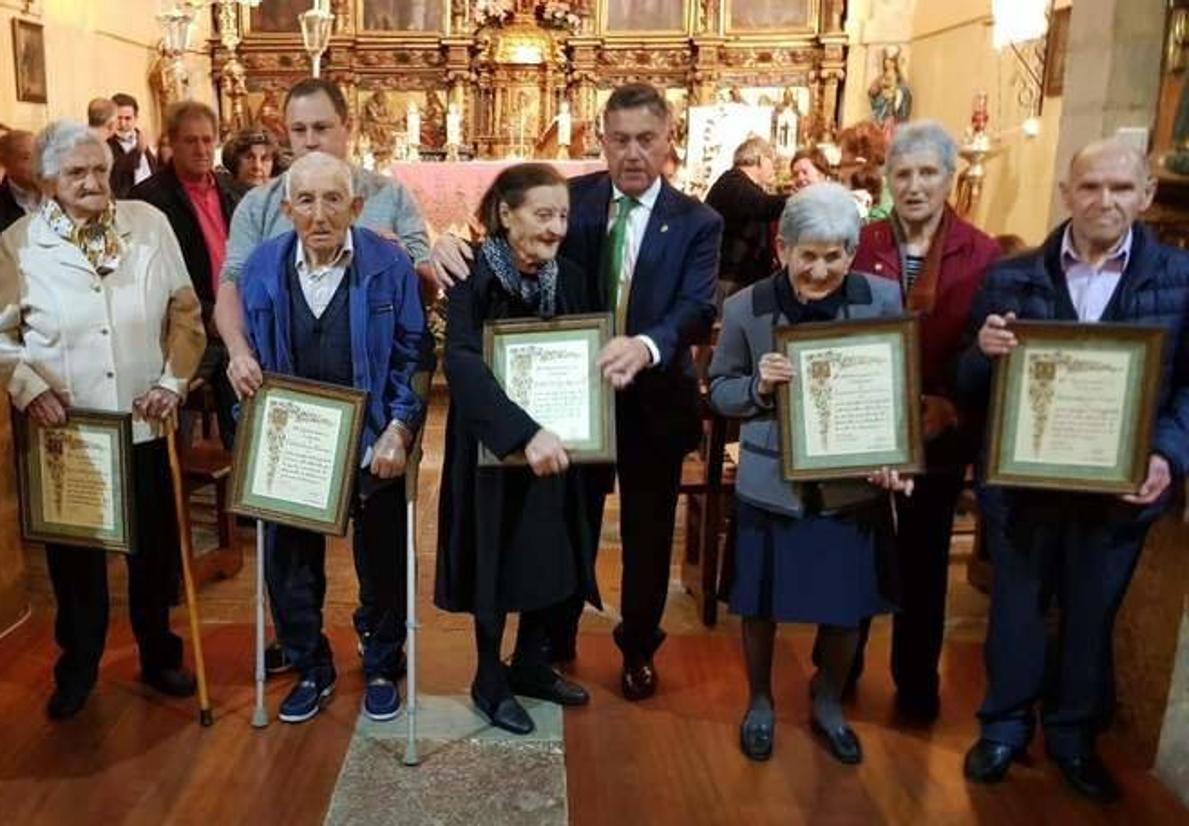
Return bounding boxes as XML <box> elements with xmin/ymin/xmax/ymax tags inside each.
<box><xmin>604</xmin><ymin>195</ymin><xmax>640</xmax><ymax>330</ymax></box>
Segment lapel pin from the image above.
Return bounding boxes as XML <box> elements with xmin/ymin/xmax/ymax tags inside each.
<box><xmin>660</xmin><ymin>224</ymin><xmax>669</xmax><ymax>233</ymax></box>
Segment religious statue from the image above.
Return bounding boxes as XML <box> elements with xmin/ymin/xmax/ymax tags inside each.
<box><xmin>149</xmin><ymin>41</ymin><xmax>189</xmax><ymax>119</ymax></box>
<box><xmin>868</xmin><ymin>46</ymin><xmax>912</xmax><ymax>136</ymax></box>
<box><xmin>1166</xmin><ymin>77</ymin><xmax>1189</xmax><ymax>175</ymax></box>
<box><xmin>255</xmin><ymin>89</ymin><xmax>288</xmax><ymax>145</ymax></box>
<box><xmin>421</xmin><ymin>91</ymin><xmax>447</xmax><ymax>149</ymax></box>
<box><xmin>774</xmin><ymin>87</ymin><xmax>801</xmax><ymax>156</ymax></box>
<box><xmin>361</xmin><ymin>90</ymin><xmax>399</xmax><ymax>153</ymax></box>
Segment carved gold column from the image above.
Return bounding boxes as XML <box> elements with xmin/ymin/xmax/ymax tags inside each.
<box><xmin>818</xmin><ymin>38</ymin><xmax>847</xmax><ymax>142</ymax></box>
<box><xmin>443</xmin><ymin>37</ymin><xmax>473</xmax><ymax>143</ymax></box>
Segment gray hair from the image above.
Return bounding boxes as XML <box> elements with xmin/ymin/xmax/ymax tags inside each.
<box><xmin>283</xmin><ymin>150</ymin><xmax>354</xmax><ymax>201</ymax></box>
<box><xmin>35</xmin><ymin>120</ymin><xmax>112</xmax><ymax>182</ymax></box>
<box><xmin>733</xmin><ymin>136</ymin><xmax>775</xmax><ymax>168</ymax></box>
<box><xmin>887</xmin><ymin>120</ymin><xmax>957</xmax><ymax>178</ymax></box>
<box><xmin>778</xmin><ymin>182</ymin><xmax>861</xmax><ymax>253</ymax></box>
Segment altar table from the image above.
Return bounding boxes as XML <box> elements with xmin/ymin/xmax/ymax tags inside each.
<box><xmin>386</xmin><ymin>160</ymin><xmax>605</xmax><ymax>235</ymax></box>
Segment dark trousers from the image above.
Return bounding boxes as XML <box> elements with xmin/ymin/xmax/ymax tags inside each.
<box><xmin>889</xmin><ymin>464</ymin><xmax>965</xmax><ymax>697</ymax></box>
<box><xmin>976</xmin><ymin>492</ymin><xmax>1152</xmax><ymax>758</ymax></box>
<box><xmin>193</xmin><ymin>341</ymin><xmax>239</xmax><ymax>451</ymax></box>
<box><xmin>266</xmin><ymin>477</ymin><xmax>406</xmax><ymax>682</ymax></box>
<box><xmin>46</xmin><ymin>439</ymin><xmax>183</xmax><ymax>694</ymax></box>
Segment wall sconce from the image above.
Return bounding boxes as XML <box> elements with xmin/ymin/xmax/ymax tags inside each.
<box><xmin>155</xmin><ymin>4</ymin><xmax>196</xmax><ymax>106</ymax></box>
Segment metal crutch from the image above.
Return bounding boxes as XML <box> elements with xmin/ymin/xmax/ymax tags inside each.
<box><xmin>403</xmin><ymin>371</ymin><xmax>430</xmax><ymax>766</ymax></box>
<box><xmin>251</xmin><ymin>519</ymin><xmax>269</xmax><ymax>728</ymax></box>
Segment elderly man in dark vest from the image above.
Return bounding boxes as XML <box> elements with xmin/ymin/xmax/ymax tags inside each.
<box><xmin>238</xmin><ymin>151</ymin><xmax>426</xmax><ymax>725</ymax></box>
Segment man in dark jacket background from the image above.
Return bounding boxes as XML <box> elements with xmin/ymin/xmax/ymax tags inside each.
<box><xmin>704</xmin><ymin>136</ymin><xmax>787</xmax><ymax>299</ymax></box>
<box><xmin>0</xmin><ymin>130</ymin><xmax>41</xmax><ymax>232</ymax></box>
<box><xmin>958</xmin><ymin>139</ymin><xmax>1189</xmax><ymax>804</ymax></box>
<box><xmin>108</xmin><ymin>93</ymin><xmax>157</xmax><ymax>198</ymax></box>
<box><xmin>131</xmin><ymin>101</ymin><xmax>239</xmax><ymax>448</ymax></box>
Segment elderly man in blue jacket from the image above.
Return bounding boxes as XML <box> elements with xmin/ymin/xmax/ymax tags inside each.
<box><xmin>239</xmin><ymin>151</ymin><xmax>426</xmax><ymax>724</ymax></box>
<box><xmin>957</xmin><ymin>139</ymin><xmax>1189</xmax><ymax>803</ymax></box>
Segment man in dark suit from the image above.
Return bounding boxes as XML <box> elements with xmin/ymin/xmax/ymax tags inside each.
<box><xmin>109</xmin><ymin>93</ymin><xmax>157</xmax><ymax>198</ymax></box>
<box><xmin>131</xmin><ymin>101</ymin><xmax>239</xmax><ymax>447</ymax></box>
<box><xmin>432</xmin><ymin>83</ymin><xmax>722</xmax><ymax>700</ymax></box>
<box><xmin>0</xmin><ymin>130</ymin><xmax>41</xmax><ymax>232</ymax></box>
<box><xmin>704</xmin><ymin>136</ymin><xmax>787</xmax><ymax>298</ymax></box>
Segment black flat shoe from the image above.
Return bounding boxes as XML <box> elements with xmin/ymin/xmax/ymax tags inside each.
<box><xmin>1051</xmin><ymin>753</ymin><xmax>1121</xmax><ymax>803</ymax></box>
<box><xmin>507</xmin><ymin>664</ymin><xmax>590</xmax><ymax>707</ymax></box>
<box><xmin>621</xmin><ymin>658</ymin><xmax>658</xmax><ymax>702</ymax></box>
<box><xmin>963</xmin><ymin>739</ymin><xmax>1021</xmax><ymax>783</ymax></box>
<box><xmin>47</xmin><ymin>688</ymin><xmax>89</xmax><ymax>721</ymax></box>
<box><xmin>739</xmin><ymin>706</ymin><xmax>775</xmax><ymax>761</ymax></box>
<box><xmin>471</xmin><ymin>685</ymin><xmax>535</xmax><ymax>736</ymax></box>
<box><xmin>810</xmin><ymin>716</ymin><xmax>862</xmax><ymax>765</ymax></box>
<box><xmin>142</xmin><ymin>667</ymin><xmax>197</xmax><ymax>698</ymax></box>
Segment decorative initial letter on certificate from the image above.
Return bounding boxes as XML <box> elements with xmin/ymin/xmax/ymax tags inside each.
<box><xmin>502</xmin><ymin>339</ymin><xmax>592</xmax><ymax>443</ymax></box>
<box><xmin>1011</xmin><ymin>347</ymin><xmax>1130</xmax><ymax>468</ymax></box>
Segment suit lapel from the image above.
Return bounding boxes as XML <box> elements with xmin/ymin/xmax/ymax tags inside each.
<box><xmin>573</xmin><ymin>174</ymin><xmax>613</xmax><ymax>311</ymax></box>
<box><xmin>627</xmin><ymin>181</ymin><xmax>675</xmax><ymax>322</ymax></box>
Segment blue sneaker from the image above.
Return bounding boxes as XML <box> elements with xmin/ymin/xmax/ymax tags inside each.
<box><xmin>279</xmin><ymin>672</ymin><xmax>335</xmax><ymax>724</ymax></box>
<box><xmin>363</xmin><ymin>676</ymin><xmax>401</xmax><ymax>721</ymax></box>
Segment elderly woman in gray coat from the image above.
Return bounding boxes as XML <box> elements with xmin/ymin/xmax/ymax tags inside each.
<box><xmin>709</xmin><ymin>183</ymin><xmax>912</xmax><ymax>765</ymax></box>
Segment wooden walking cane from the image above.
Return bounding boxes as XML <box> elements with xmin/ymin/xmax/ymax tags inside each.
<box><xmin>403</xmin><ymin>371</ymin><xmax>431</xmax><ymax>767</ymax></box>
<box><xmin>165</xmin><ymin>415</ymin><xmax>214</xmax><ymax>727</ymax></box>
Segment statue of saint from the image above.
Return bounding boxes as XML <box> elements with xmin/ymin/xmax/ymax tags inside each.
<box><xmin>868</xmin><ymin>46</ymin><xmax>912</xmax><ymax>135</ymax></box>
<box><xmin>421</xmin><ymin>91</ymin><xmax>447</xmax><ymax>149</ymax></box>
<box><xmin>255</xmin><ymin>89</ymin><xmax>288</xmax><ymax>145</ymax></box>
<box><xmin>361</xmin><ymin>90</ymin><xmax>398</xmax><ymax>153</ymax></box>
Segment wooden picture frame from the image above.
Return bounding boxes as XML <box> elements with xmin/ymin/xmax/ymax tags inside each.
<box><xmin>11</xmin><ymin>19</ymin><xmax>47</xmax><ymax>104</ymax></box>
<box><xmin>229</xmin><ymin>373</ymin><xmax>367</xmax><ymax>536</ymax></box>
<box><xmin>985</xmin><ymin>320</ymin><xmax>1165</xmax><ymax>494</ymax></box>
<box><xmin>775</xmin><ymin>316</ymin><xmax>924</xmax><ymax>481</ymax></box>
<box><xmin>478</xmin><ymin>312</ymin><xmax>617</xmax><ymax>466</ymax></box>
<box><xmin>17</xmin><ymin>409</ymin><xmax>136</xmax><ymax>554</ymax></box>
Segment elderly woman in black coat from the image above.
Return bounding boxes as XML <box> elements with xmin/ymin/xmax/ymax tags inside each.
<box><xmin>709</xmin><ymin>183</ymin><xmax>912</xmax><ymax>765</ymax></box>
<box><xmin>435</xmin><ymin>163</ymin><xmax>600</xmax><ymax>735</ymax></box>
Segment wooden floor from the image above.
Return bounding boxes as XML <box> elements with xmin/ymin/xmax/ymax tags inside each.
<box><xmin>1</xmin><ymin>399</ymin><xmax>1186</xmax><ymax>825</ymax></box>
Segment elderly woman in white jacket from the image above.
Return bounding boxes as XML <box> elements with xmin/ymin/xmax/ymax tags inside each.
<box><xmin>0</xmin><ymin>121</ymin><xmax>205</xmax><ymax>720</ymax></box>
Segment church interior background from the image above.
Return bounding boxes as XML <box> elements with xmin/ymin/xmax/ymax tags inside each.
<box><xmin>0</xmin><ymin>1</ymin><xmax>1187</xmax><ymax>824</ymax></box>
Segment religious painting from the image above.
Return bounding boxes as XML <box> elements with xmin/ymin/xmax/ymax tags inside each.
<box><xmin>250</xmin><ymin>0</ymin><xmax>306</xmax><ymax>33</ymax></box>
<box><xmin>727</xmin><ymin>0</ymin><xmax>812</xmax><ymax>31</ymax></box>
<box><xmin>363</xmin><ymin>0</ymin><xmax>445</xmax><ymax>32</ymax></box>
<box><xmin>11</xmin><ymin>19</ymin><xmax>47</xmax><ymax>104</ymax></box>
<box><xmin>605</xmin><ymin>0</ymin><xmax>686</xmax><ymax>33</ymax></box>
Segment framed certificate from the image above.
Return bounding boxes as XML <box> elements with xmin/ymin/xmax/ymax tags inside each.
<box><xmin>229</xmin><ymin>374</ymin><xmax>367</xmax><ymax>535</ymax></box>
<box><xmin>985</xmin><ymin>321</ymin><xmax>1165</xmax><ymax>493</ymax></box>
<box><xmin>479</xmin><ymin>313</ymin><xmax>617</xmax><ymax>466</ymax></box>
<box><xmin>775</xmin><ymin>316</ymin><xmax>924</xmax><ymax>481</ymax></box>
<box><xmin>17</xmin><ymin>409</ymin><xmax>136</xmax><ymax>554</ymax></box>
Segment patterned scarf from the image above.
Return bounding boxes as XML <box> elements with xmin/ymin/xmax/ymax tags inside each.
<box><xmin>41</xmin><ymin>198</ymin><xmax>123</xmax><ymax>274</ymax></box>
<box><xmin>481</xmin><ymin>235</ymin><xmax>559</xmax><ymax>319</ymax></box>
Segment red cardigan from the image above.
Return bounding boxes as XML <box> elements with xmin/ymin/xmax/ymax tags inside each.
<box><xmin>851</xmin><ymin>208</ymin><xmax>999</xmax><ymax>398</ymax></box>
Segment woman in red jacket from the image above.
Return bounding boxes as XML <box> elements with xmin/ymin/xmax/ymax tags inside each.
<box><xmin>848</xmin><ymin>121</ymin><xmax>999</xmax><ymax>721</ymax></box>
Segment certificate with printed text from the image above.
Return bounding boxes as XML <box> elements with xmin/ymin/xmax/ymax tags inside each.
<box><xmin>18</xmin><ymin>409</ymin><xmax>135</xmax><ymax>553</ymax></box>
<box><xmin>776</xmin><ymin>317</ymin><xmax>923</xmax><ymax>481</ymax></box>
<box><xmin>986</xmin><ymin>321</ymin><xmax>1165</xmax><ymax>493</ymax></box>
<box><xmin>479</xmin><ymin>313</ymin><xmax>616</xmax><ymax>466</ymax></box>
<box><xmin>229</xmin><ymin>374</ymin><xmax>366</xmax><ymax>535</ymax></box>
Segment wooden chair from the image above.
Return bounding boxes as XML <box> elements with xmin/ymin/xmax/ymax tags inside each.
<box><xmin>179</xmin><ymin>379</ymin><xmax>243</xmax><ymax>587</ymax></box>
<box><xmin>679</xmin><ymin>338</ymin><xmax>738</xmax><ymax>627</ymax></box>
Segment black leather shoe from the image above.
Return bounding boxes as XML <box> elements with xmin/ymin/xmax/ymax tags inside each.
<box><xmin>810</xmin><ymin>716</ymin><xmax>862</xmax><ymax>765</ymax></box>
<box><xmin>895</xmin><ymin>690</ymin><xmax>941</xmax><ymax>724</ymax></box>
<box><xmin>264</xmin><ymin>641</ymin><xmax>294</xmax><ymax>676</ymax></box>
<box><xmin>621</xmin><ymin>658</ymin><xmax>658</xmax><ymax>702</ymax></box>
<box><xmin>963</xmin><ymin>739</ymin><xmax>1020</xmax><ymax>783</ymax></box>
<box><xmin>142</xmin><ymin>667</ymin><xmax>197</xmax><ymax>698</ymax></box>
<box><xmin>739</xmin><ymin>706</ymin><xmax>775</xmax><ymax>761</ymax></box>
<box><xmin>47</xmin><ymin>688</ymin><xmax>89</xmax><ymax>721</ymax></box>
<box><xmin>471</xmin><ymin>685</ymin><xmax>535</xmax><ymax>735</ymax></box>
<box><xmin>508</xmin><ymin>663</ymin><xmax>589</xmax><ymax>707</ymax></box>
<box><xmin>1051</xmin><ymin>753</ymin><xmax>1121</xmax><ymax>804</ymax></box>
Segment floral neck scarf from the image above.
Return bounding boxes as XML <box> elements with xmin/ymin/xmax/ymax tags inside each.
<box><xmin>481</xmin><ymin>235</ymin><xmax>559</xmax><ymax>319</ymax></box>
<box><xmin>41</xmin><ymin>198</ymin><xmax>123</xmax><ymax>274</ymax></box>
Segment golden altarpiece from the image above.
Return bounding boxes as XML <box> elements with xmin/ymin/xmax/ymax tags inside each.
<box><xmin>209</xmin><ymin>0</ymin><xmax>848</xmax><ymax>164</ymax></box>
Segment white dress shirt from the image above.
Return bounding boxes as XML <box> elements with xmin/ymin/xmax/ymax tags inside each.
<box><xmin>0</xmin><ymin>201</ymin><xmax>205</xmax><ymax>443</ymax></box>
<box><xmin>117</xmin><ymin>132</ymin><xmax>154</xmax><ymax>187</ymax></box>
<box><xmin>1061</xmin><ymin>225</ymin><xmax>1130</xmax><ymax>322</ymax></box>
<box><xmin>608</xmin><ymin>176</ymin><xmax>663</xmax><ymax>364</ymax></box>
<box><xmin>294</xmin><ymin>229</ymin><xmax>354</xmax><ymax>319</ymax></box>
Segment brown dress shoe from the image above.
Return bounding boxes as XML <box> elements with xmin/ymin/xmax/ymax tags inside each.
<box><xmin>621</xmin><ymin>659</ymin><xmax>658</xmax><ymax>701</ymax></box>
